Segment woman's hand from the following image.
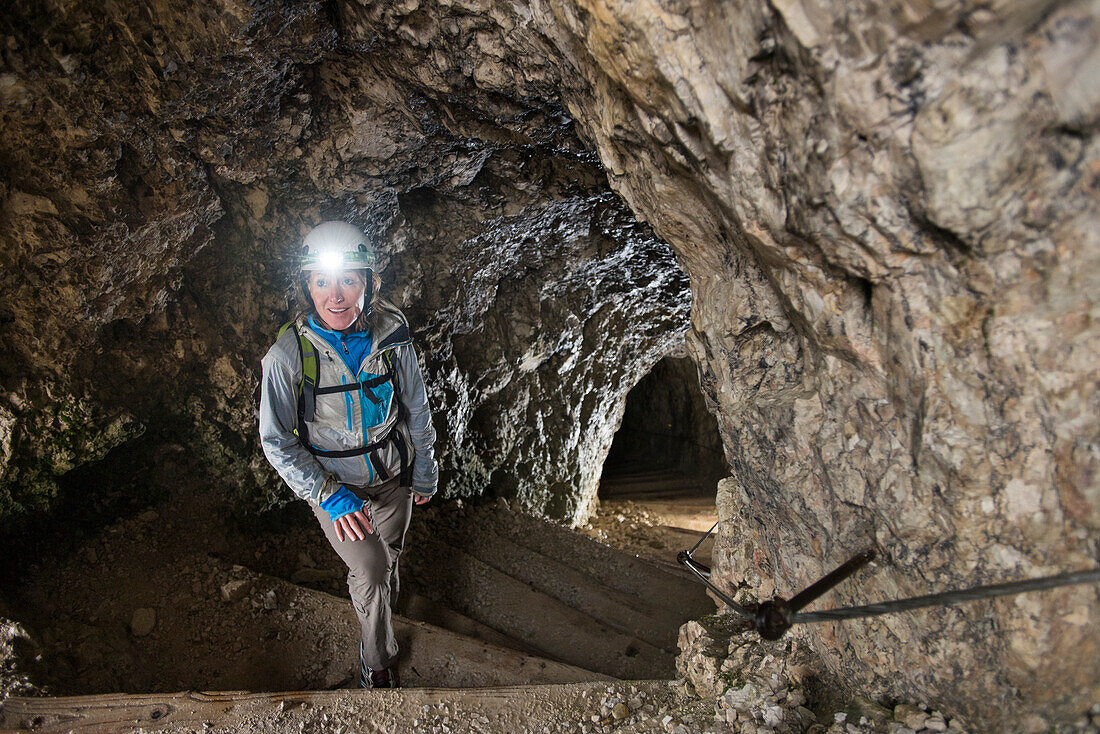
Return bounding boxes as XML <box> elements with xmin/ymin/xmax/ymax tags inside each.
<box><xmin>413</xmin><ymin>493</ymin><xmax>431</xmax><ymax>506</ymax></box>
<box><xmin>334</xmin><ymin>508</ymin><xmax>374</xmax><ymax>541</ymax></box>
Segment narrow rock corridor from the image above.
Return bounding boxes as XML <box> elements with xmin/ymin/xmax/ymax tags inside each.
<box><xmin>2</xmin><ymin>0</ymin><xmax>1098</xmax><ymax>731</ymax></box>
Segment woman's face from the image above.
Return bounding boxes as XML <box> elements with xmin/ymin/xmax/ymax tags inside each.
<box><xmin>307</xmin><ymin>269</ymin><xmax>368</xmax><ymax>332</ymax></box>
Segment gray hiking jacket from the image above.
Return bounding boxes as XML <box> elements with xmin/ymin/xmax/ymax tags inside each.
<box><xmin>259</xmin><ymin>299</ymin><xmax>439</xmax><ymax>506</ymax></box>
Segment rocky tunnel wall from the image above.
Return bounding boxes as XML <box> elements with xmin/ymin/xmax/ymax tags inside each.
<box><xmin>0</xmin><ymin>0</ymin><xmax>690</xmax><ymax>531</ymax></box>
<box><xmin>527</xmin><ymin>0</ymin><xmax>1099</xmax><ymax>726</ymax></box>
<box><xmin>1</xmin><ymin>0</ymin><xmax>1098</xmax><ymax>727</ymax></box>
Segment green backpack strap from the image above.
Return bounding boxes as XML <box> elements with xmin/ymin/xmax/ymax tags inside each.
<box><xmin>279</xmin><ymin>321</ymin><xmax>319</xmax><ymax>423</ymax></box>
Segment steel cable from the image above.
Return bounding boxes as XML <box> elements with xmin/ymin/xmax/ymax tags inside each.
<box><xmin>795</xmin><ymin>567</ymin><xmax>1100</xmax><ymax>624</ymax></box>
<box><xmin>678</xmin><ymin>522</ymin><xmax>1100</xmax><ymax>639</ymax></box>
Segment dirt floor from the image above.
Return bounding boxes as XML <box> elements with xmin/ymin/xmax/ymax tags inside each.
<box><xmin>578</xmin><ymin>497</ymin><xmax>716</xmax><ymax>570</ymax></box>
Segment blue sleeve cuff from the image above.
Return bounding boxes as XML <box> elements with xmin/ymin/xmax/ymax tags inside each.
<box><xmin>319</xmin><ymin>485</ymin><xmax>365</xmax><ymax>522</ymax></box>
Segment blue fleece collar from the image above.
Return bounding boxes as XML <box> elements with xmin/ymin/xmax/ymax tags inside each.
<box><xmin>308</xmin><ymin>316</ymin><xmax>373</xmax><ymax>375</ymax></box>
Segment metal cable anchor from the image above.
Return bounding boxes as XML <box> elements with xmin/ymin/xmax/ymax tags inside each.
<box><xmin>679</xmin><ymin>521</ymin><xmax>1100</xmax><ymax>641</ymax></box>
<box><xmin>678</xmin><ymin>524</ymin><xmax>873</xmax><ymax>639</ymax></box>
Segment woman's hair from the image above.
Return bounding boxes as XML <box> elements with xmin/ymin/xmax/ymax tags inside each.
<box><xmin>296</xmin><ymin>269</ymin><xmax>383</xmax><ymax>332</ymax></box>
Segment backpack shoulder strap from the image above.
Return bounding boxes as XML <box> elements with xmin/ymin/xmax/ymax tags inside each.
<box><xmin>379</xmin><ymin>348</ymin><xmax>413</xmax><ymax>488</ymax></box>
<box><xmin>279</xmin><ymin>320</ymin><xmax>319</xmax><ymax>423</ymax></box>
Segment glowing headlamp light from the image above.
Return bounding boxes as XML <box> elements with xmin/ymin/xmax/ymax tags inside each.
<box><xmin>318</xmin><ymin>250</ymin><xmax>344</xmax><ymax>271</ymax></box>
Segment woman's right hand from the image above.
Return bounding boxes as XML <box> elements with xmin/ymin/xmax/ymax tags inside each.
<box><xmin>334</xmin><ymin>508</ymin><xmax>375</xmax><ymax>541</ymax></box>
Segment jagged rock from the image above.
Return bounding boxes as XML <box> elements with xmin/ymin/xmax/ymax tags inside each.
<box><xmin>220</xmin><ymin>579</ymin><xmax>250</xmax><ymax>603</ymax></box>
<box><xmin>518</xmin><ymin>0</ymin><xmax>1100</xmax><ymax>725</ymax></box>
<box><xmin>894</xmin><ymin>704</ymin><xmax>928</xmax><ymax>731</ymax></box>
<box><xmin>676</xmin><ymin>617</ymin><xmax>730</xmax><ymax>700</ymax></box>
<box><xmin>0</xmin><ymin>0</ymin><xmax>688</xmax><ymax>527</ymax></box>
<box><xmin>0</xmin><ymin>601</ymin><xmax>45</xmax><ymax>698</ymax></box>
<box><xmin>679</xmin><ymin>617</ymin><xmax>822</xmax><ymax>734</ymax></box>
<box><xmin>0</xmin><ymin>0</ymin><xmax>1096</xmax><ymax>727</ymax></box>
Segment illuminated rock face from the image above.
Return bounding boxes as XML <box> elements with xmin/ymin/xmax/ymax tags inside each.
<box><xmin>1</xmin><ymin>0</ymin><xmax>1098</xmax><ymax>725</ymax></box>
<box><xmin>524</xmin><ymin>0</ymin><xmax>1099</xmax><ymax>726</ymax></box>
<box><xmin>0</xmin><ymin>1</ymin><xmax>689</xmax><ymax>526</ymax></box>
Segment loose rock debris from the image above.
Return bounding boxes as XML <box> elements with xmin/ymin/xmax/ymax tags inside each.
<box><xmin>2</xmin><ymin>488</ymin><xmax>1097</xmax><ymax>732</ymax></box>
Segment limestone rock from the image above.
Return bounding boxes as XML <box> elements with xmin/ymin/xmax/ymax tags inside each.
<box><xmin>130</xmin><ymin>608</ymin><xmax>156</xmax><ymax>637</ymax></box>
<box><xmin>0</xmin><ymin>0</ymin><xmax>1096</xmax><ymax>726</ymax></box>
<box><xmin>512</xmin><ymin>0</ymin><xmax>1100</xmax><ymax>726</ymax></box>
<box><xmin>220</xmin><ymin>579</ymin><xmax>250</xmax><ymax>603</ymax></box>
<box><xmin>0</xmin><ymin>0</ymin><xmax>688</xmax><ymax>528</ymax></box>
<box><xmin>895</xmin><ymin>704</ymin><xmax>929</xmax><ymax>731</ymax></box>
<box><xmin>0</xmin><ymin>601</ymin><xmax>45</xmax><ymax>698</ymax></box>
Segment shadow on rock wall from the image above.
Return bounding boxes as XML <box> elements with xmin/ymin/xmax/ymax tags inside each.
<box><xmin>0</xmin><ymin>0</ymin><xmax>688</xmax><ymax>538</ymax></box>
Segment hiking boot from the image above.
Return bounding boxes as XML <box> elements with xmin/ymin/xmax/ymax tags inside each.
<box><xmin>357</xmin><ymin>640</ymin><xmax>399</xmax><ymax>688</ymax></box>
<box><xmin>357</xmin><ymin>664</ymin><xmax>399</xmax><ymax>689</ymax></box>
<box><xmin>368</xmin><ymin>666</ymin><xmax>399</xmax><ymax>688</ymax></box>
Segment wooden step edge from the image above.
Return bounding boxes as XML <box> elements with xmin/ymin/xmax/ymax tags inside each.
<box><xmin>256</xmin><ymin>566</ymin><xmax>618</xmax><ymax>688</ymax></box>
<box><xmin>396</xmin><ymin>591</ymin><xmax>548</xmax><ymax>658</ymax></box>
<box><xmin>1</xmin><ymin>681</ymin><xmax>677</xmax><ymax>733</ymax></box>
<box><xmin>461</xmin><ymin>510</ymin><xmax>716</xmax><ymax>600</ymax></box>
<box><xmin>405</xmin><ymin>566</ymin><xmax>677</xmax><ymax>675</ymax></box>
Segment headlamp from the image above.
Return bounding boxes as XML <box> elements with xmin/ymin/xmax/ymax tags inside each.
<box><xmin>318</xmin><ymin>250</ymin><xmax>344</xmax><ymax>271</ymax></box>
<box><xmin>300</xmin><ymin>222</ymin><xmax>380</xmax><ymax>271</ymax></box>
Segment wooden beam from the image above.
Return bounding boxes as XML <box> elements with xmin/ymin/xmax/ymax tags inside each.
<box><xmin>1</xmin><ymin>680</ymin><xmax>673</xmax><ymax>733</ymax></box>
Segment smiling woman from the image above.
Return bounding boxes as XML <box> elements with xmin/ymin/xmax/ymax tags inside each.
<box><xmin>307</xmin><ymin>269</ymin><xmax>370</xmax><ymax>332</ymax></box>
<box><xmin>258</xmin><ymin>221</ymin><xmax>438</xmax><ymax>690</ymax></box>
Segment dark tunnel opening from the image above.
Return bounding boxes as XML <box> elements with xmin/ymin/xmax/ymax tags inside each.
<box><xmin>583</xmin><ymin>352</ymin><xmax>726</xmax><ymax>567</ymax></box>
<box><xmin>600</xmin><ymin>353</ymin><xmax>727</xmax><ymax>502</ymax></box>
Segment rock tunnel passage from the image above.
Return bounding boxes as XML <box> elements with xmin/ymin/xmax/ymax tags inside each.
<box><xmin>0</xmin><ymin>343</ymin><xmax>722</xmax><ymax>700</ymax></box>
<box><xmin>2</xmin><ymin>0</ymin><xmax>1100</xmax><ymax>730</ymax></box>
<box><xmin>584</xmin><ymin>354</ymin><xmax>725</xmax><ymax>567</ymax></box>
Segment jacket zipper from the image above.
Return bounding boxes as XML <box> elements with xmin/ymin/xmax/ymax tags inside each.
<box><xmin>307</xmin><ymin>328</ymin><xmax>392</xmax><ymax>484</ymax></box>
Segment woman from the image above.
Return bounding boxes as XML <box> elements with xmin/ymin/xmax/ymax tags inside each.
<box><xmin>259</xmin><ymin>220</ymin><xmax>438</xmax><ymax>688</ymax></box>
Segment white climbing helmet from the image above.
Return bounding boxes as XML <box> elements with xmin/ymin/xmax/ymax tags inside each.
<box><xmin>300</xmin><ymin>221</ymin><xmax>380</xmax><ymax>271</ymax></box>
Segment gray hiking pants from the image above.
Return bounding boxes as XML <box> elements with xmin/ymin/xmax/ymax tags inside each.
<box><xmin>310</xmin><ymin>476</ymin><xmax>413</xmax><ymax>670</ymax></box>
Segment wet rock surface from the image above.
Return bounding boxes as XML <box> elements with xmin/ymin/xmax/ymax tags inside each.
<box><xmin>1</xmin><ymin>0</ymin><xmax>1098</xmax><ymax>727</ymax></box>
